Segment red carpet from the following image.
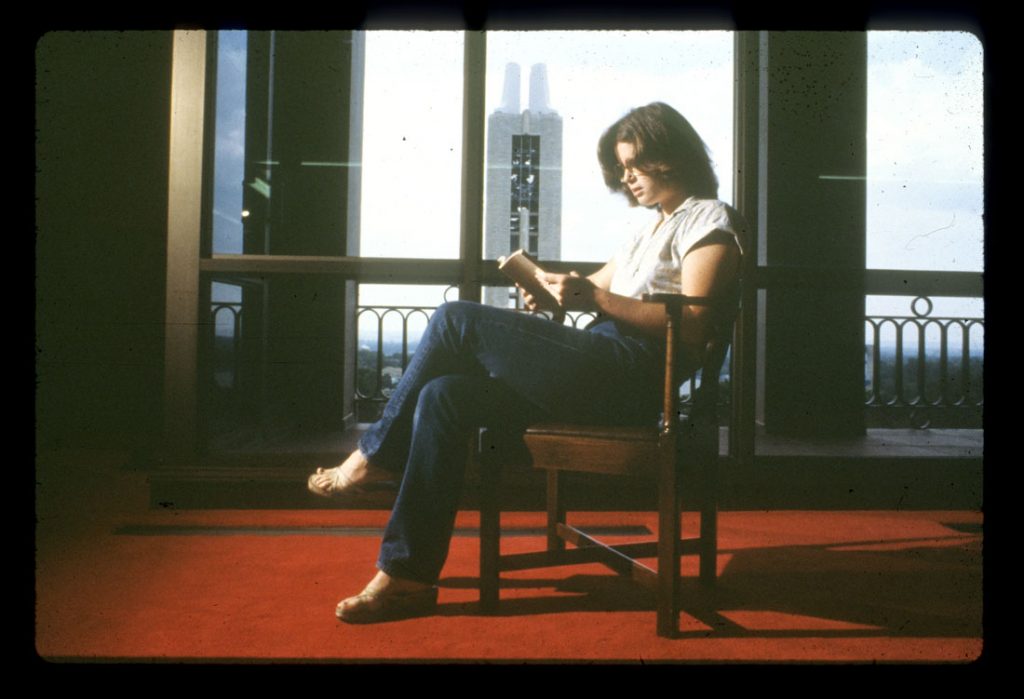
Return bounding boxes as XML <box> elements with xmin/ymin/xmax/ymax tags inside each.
<box><xmin>35</xmin><ymin>509</ymin><xmax>981</xmax><ymax>662</ymax></box>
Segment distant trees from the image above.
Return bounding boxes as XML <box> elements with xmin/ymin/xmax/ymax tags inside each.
<box><xmin>865</xmin><ymin>350</ymin><xmax>982</xmax><ymax>427</ymax></box>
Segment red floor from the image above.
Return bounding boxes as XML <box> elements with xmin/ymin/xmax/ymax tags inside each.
<box><xmin>35</xmin><ymin>507</ymin><xmax>982</xmax><ymax>663</ymax></box>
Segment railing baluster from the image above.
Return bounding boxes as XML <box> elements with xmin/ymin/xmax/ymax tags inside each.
<box><xmin>950</xmin><ymin>320</ymin><xmax>966</xmax><ymax>407</ymax></box>
<box><xmin>938</xmin><ymin>320</ymin><xmax>949</xmax><ymax>407</ymax></box>
<box><xmin>963</xmin><ymin>320</ymin><xmax>973</xmax><ymax>406</ymax></box>
<box><xmin>870</xmin><ymin>319</ymin><xmax>881</xmax><ymax>406</ymax></box>
<box><xmin>972</xmin><ymin>321</ymin><xmax>983</xmax><ymax>409</ymax></box>
<box><xmin>915</xmin><ymin>319</ymin><xmax>926</xmax><ymax>407</ymax></box>
<box><xmin>231</xmin><ymin>306</ymin><xmax>241</xmax><ymax>391</ymax></box>
<box><xmin>894</xmin><ymin>320</ymin><xmax>906</xmax><ymax>407</ymax></box>
<box><xmin>401</xmin><ymin>309</ymin><xmax>409</xmax><ymax>372</ymax></box>
<box><xmin>375</xmin><ymin>311</ymin><xmax>385</xmax><ymax>399</ymax></box>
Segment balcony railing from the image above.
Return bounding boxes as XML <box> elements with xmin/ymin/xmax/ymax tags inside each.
<box><xmin>211</xmin><ymin>301</ymin><xmax>243</xmax><ymax>390</ymax></box>
<box><xmin>864</xmin><ymin>296</ymin><xmax>983</xmax><ymax>428</ymax></box>
<box><xmin>354</xmin><ymin>291</ymin><xmax>600</xmax><ymax>422</ymax></box>
<box><xmin>205</xmin><ymin>287</ymin><xmax>982</xmax><ymax>431</ymax></box>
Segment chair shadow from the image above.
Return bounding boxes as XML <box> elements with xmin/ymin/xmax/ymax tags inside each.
<box><xmin>437</xmin><ymin>532</ymin><xmax>981</xmax><ymax>640</ymax></box>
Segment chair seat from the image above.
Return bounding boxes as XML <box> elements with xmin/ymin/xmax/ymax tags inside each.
<box><xmin>524</xmin><ymin>423</ymin><xmax>665</xmax><ymax>477</ymax></box>
<box><xmin>525</xmin><ymin>422</ymin><xmax>660</xmax><ymax>442</ymax></box>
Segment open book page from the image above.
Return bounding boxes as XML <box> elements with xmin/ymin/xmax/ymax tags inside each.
<box><xmin>497</xmin><ymin>249</ymin><xmax>559</xmax><ymax>308</ymax></box>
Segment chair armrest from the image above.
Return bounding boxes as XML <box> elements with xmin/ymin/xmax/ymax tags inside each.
<box><xmin>641</xmin><ymin>294</ymin><xmax>733</xmax><ymax>435</ymax></box>
<box><xmin>642</xmin><ymin>293</ymin><xmax>716</xmax><ymax>313</ymax></box>
<box><xmin>641</xmin><ymin>295</ymin><xmax>696</xmax><ymax>435</ymax></box>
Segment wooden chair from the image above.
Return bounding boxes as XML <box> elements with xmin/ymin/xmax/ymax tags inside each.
<box><xmin>477</xmin><ymin>293</ymin><xmax>734</xmax><ymax>638</ymax></box>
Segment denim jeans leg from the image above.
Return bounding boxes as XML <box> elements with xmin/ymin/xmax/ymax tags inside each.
<box><xmin>376</xmin><ymin>374</ymin><xmax>542</xmax><ymax>584</ymax></box>
<box><xmin>356</xmin><ymin>302</ymin><xmax>485</xmax><ymax>473</ymax></box>
<box><xmin>357</xmin><ymin>301</ymin><xmax>663</xmax><ymax>584</ymax></box>
<box><xmin>358</xmin><ymin>301</ymin><xmax>659</xmax><ymax>472</ymax></box>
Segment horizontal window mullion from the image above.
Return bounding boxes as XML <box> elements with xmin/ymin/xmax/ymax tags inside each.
<box><xmin>202</xmin><ymin>255</ymin><xmax>462</xmax><ymax>283</ymax></box>
<box><xmin>752</xmin><ymin>266</ymin><xmax>982</xmax><ymax>297</ymax></box>
<box><xmin>202</xmin><ymin>254</ymin><xmax>604</xmax><ymax>285</ymax></box>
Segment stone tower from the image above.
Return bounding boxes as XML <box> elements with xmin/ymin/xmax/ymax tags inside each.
<box><xmin>484</xmin><ymin>63</ymin><xmax>563</xmax><ymax>308</ymax></box>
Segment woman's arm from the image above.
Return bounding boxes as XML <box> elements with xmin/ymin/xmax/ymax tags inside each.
<box><xmin>587</xmin><ymin>259</ymin><xmax>616</xmax><ymax>291</ymax></box>
<box><xmin>518</xmin><ymin>259</ymin><xmax>615</xmax><ymax>313</ymax></box>
<box><xmin>537</xmin><ymin>231</ymin><xmax>740</xmax><ymax>346</ymax></box>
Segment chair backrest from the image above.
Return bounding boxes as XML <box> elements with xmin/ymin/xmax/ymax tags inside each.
<box><xmin>684</xmin><ymin>283</ymin><xmax>740</xmax><ymax>426</ymax></box>
<box><xmin>644</xmin><ymin>286</ymin><xmax>740</xmax><ymax>431</ymax></box>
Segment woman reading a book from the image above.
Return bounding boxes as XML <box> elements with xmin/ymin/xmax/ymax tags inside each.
<box><xmin>308</xmin><ymin>102</ymin><xmax>746</xmax><ymax>623</ymax></box>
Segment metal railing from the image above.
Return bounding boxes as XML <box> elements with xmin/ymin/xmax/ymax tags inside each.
<box><xmin>211</xmin><ymin>301</ymin><xmax>243</xmax><ymax>390</ymax></box>
<box><xmin>864</xmin><ymin>296</ymin><xmax>983</xmax><ymax>428</ymax></box>
<box><xmin>353</xmin><ymin>291</ymin><xmax>599</xmax><ymax>421</ymax></box>
<box><xmin>205</xmin><ymin>291</ymin><xmax>981</xmax><ymax>429</ymax></box>
<box><xmin>354</xmin><ymin>303</ymin><xmax>436</xmax><ymax>421</ymax></box>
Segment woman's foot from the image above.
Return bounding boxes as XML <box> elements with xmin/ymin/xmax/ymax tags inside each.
<box><xmin>336</xmin><ymin>571</ymin><xmax>438</xmax><ymax>623</ymax></box>
<box><xmin>307</xmin><ymin>450</ymin><xmax>391</xmax><ymax>498</ymax></box>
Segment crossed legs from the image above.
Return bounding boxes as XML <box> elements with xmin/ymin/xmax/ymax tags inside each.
<box><xmin>309</xmin><ymin>301</ymin><xmax>661</xmax><ymax>622</ymax></box>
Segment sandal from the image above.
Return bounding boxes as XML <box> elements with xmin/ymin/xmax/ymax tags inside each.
<box><xmin>307</xmin><ymin>461</ymin><xmax>393</xmax><ymax>498</ymax></box>
<box><xmin>336</xmin><ymin>585</ymin><xmax>439</xmax><ymax>623</ymax></box>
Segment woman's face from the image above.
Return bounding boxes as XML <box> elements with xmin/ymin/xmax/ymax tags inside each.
<box><xmin>614</xmin><ymin>141</ymin><xmax>686</xmax><ymax>212</ymax></box>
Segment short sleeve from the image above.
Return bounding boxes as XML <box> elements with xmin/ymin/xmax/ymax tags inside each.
<box><xmin>675</xmin><ymin>200</ymin><xmax>746</xmax><ymax>261</ymax></box>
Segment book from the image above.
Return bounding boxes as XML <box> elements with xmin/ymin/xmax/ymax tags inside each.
<box><xmin>497</xmin><ymin>249</ymin><xmax>559</xmax><ymax>308</ymax></box>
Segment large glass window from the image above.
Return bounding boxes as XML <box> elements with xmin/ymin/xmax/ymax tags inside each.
<box><xmin>202</xmin><ymin>30</ymin><xmax>738</xmax><ymax>444</ymax></box>
<box><xmin>481</xmin><ymin>31</ymin><xmax>733</xmax><ymax>310</ymax></box>
<box><xmin>864</xmin><ymin>31</ymin><xmax>983</xmax><ymax>427</ymax></box>
<box><xmin>211</xmin><ymin>30</ymin><xmax>734</xmax><ymax>268</ymax></box>
<box><xmin>359</xmin><ymin>32</ymin><xmax>464</xmax><ymax>260</ymax></box>
<box><xmin>867</xmin><ymin>31</ymin><xmax>983</xmax><ymax>275</ymax></box>
<box><xmin>204</xmin><ymin>31</ymin><xmax>363</xmax><ymax>450</ymax></box>
<box><xmin>192</xmin><ymin>29</ymin><xmax>987</xmax><ymax>455</ymax></box>
<box><xmin>212</xmin><ymin>31</ymin><xmax>247</xmax><ymax>255</ymax></box>
<box><xmin>484</xmin><ymin>31</ymin><xmax>734</xmax><ymax>267</ymax></box>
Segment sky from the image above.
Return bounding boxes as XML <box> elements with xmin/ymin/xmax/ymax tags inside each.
<box><xmin>210</xmin><ymin>30</ymin><xmax>983</xmax><ymax>343</ymax></box>
<box><xmin>865</xmin><ymin>31</ymin><xmax>983</xmax><ymax>323</ymax></box>
<box><xmin>355</xmin><ymin>31</ymin><xmax>733</xmax><ymax>269</ymax></box>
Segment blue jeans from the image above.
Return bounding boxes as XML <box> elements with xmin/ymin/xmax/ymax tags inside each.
<box><xmin>358</xmin><ymin>301</ymin><xmax>664</xmax><ymax>585</ymax></box>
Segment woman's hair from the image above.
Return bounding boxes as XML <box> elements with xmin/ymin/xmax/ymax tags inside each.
<box><xmin>597</xmin><ymin>102</ymin><xmax>718</xmax><ymax>205</ymax></box>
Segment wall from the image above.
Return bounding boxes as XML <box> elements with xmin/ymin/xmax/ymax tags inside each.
<box><xmin>36</xmin><ymin>31</ymin><xmax>173</xmax><ymax>452</ymax></box>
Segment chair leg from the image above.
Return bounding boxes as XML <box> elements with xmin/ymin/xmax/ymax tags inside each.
<box><xmin>700</xmin><ymin>506</ymin><xmax>717</xmax><ymax>585</ymax></box>
<box><xmin>546</xmin><ymin>469</ymin><xmax>565</xmax><ymax>553</ymax></box>
<box><xmin>699</xmin><ymin>454</ymin><xmax>718</xmax><ymax>585</ymax></box>
<box><xmin>480</xmin><ymin>461</ymin><xmax>501</xmax><ymax>613</ymax></box>
<box><xmin>656</xmin><ymin>451</ymin><xmax>680</xmax><ymax>638</ymax></box>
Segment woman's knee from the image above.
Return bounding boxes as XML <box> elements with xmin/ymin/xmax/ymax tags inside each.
<box><xmin>430</xmin><ymin>300</ymin><xmax>508</xmax><ymax>330</ymax></box>
<box><xmin>413</xmin><ymin>375</ymin><xmax>484</xmax><ymax>428</ymax></box>
<box><xmin>414</xmin><ymin>375</ymin><xmax>462</xmax><ymax>416</ymax></box>
<box><xmin>430</xmin><ymin>300</ymin><xmax>474</xmax><ymax>326</ymax></box>
<box><xmin>425</xmin><ymin>301</ymin><xmax>468</xmax><ymax>341</ymax></box>
<box><xmin>427</xmin><ymin>300</ymin><xmax>499</xmax><ymax>349</ymax></box>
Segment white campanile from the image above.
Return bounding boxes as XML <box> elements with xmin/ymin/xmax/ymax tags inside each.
<box><xmin>500</xmin><ymin>62</ymin><xmax>521</xmax><ymax>114</ymax></box>
<box><xmin>529</xmin><ymin>63</ymin><xmax>551</xmax><ymax>113</ymax></box>
<box><xmin>484</xmin><ymin>62</ymin><xmax>564</xmax><ymax>308</ymax></box>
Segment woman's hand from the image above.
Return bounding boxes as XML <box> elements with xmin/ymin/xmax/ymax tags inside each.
<box><xmin>516</xmin><ymin>282</ymin><xmax>566</xmax><ymax>323</ymax></box>
<box><xmin>515</xmin><ymin>283</ymin><xmax>542</xmax><ymax>312</ymax></box>
<box><xmin>536</xmin><ymin>271</ymin><xmax>597</xmax><ymax>312</ymax></box>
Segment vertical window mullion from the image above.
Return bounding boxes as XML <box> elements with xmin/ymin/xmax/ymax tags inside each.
<box><xmin>459</xmin><ymin>31</ymin><xmax>486</xmax><ymax>301</ymax></box>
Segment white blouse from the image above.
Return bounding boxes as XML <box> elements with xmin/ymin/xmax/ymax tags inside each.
<box><xmin>609</xmin><ymin>196</ymin><xmax>746</xmax><ymax>299</ymax></box>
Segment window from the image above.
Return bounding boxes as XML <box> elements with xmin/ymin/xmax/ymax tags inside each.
<box><xmin>481</xmin><ymin>30</ymin><xmax>733</xmax><ymax>309</ymax></box>
<box><xmin>484</xmin><ymin>31</ymin><xmax>735</xmax><ymax>266</ymax></box>
<box><xmin>864</xmin><ymin>31</ymin><xmax>983</xmax><ymax>428</ymax></box>
<box><xmin>211</xmin><ymin>31</ymin><xmax>246</xmax><ymax>255</ymax></box>
<box><xmin>867</xmin><ymin>31</ymin><xmax>983</xmax><ymax>275</ymax></box>
<box><xmin>359</xmin><ymin>32</ymin><xmax>464</xmax><ymax>261</ymax></box>
<box><xmin>197</xmin><ymin>29</ymin><xmax>737</xmax><ymax>449</ymax></box>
